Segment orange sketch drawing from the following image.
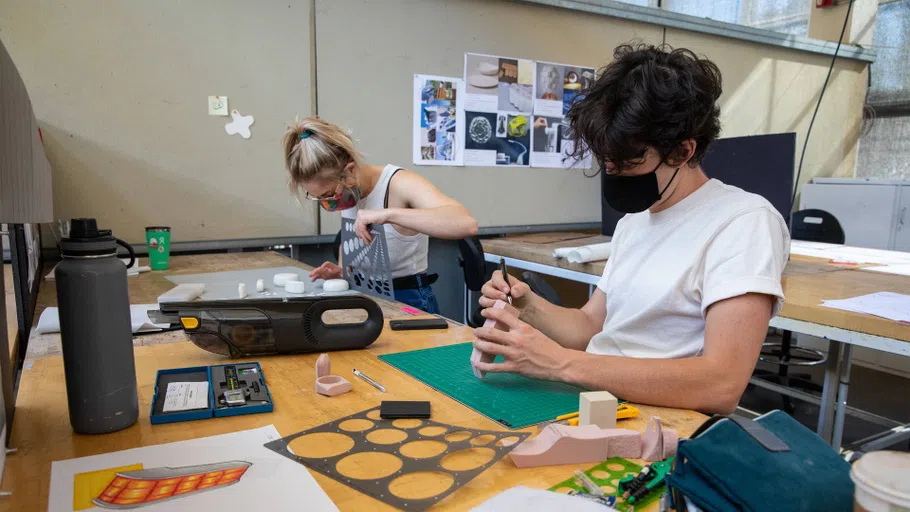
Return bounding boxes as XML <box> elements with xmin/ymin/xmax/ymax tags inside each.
<box><xmin>83</xmin><ymin>461</ymin><xmax>251</xmax><ymax>509</ymax></box>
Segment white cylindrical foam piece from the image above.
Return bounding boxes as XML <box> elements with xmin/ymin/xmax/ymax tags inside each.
<box><xmin>285</xmin><ymin>280</ymin><xmax>306</xmax><ymax>294</ymax></box>
<box><xmin>273</xmin><ymin>272</ymin><xmax>299</xmax><ymax>287</ymax></box>
<box><xmin>238</xmin><ymin>283</ymin><xmax>248</xmax><ymax>299</ymax></box>
<box><xmin>323</xmin><ymin>279</ymin><xmax>350</xmax><ymax>292</ymax></box>
<box><xmin>256</xmin><ymin>279</ymin><xmax>265</xmax><ymax>292</ymax></box>
<box><xmin>566</xmin><ymin>243</ymin><xmax>612</xmax><ymax>264</ymax></box>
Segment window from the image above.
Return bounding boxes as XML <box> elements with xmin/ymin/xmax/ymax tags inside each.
<box><xmin>663</xmin><ymin>0</ymin><xmax>810</xmax><ymax>35</ymax></box>
<box><xmin>868</xmin><ymin>0</ymin><xmax>910</xmax><ymax>108</ymax></box>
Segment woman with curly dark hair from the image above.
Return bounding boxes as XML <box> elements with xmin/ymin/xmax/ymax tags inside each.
<box><xmin>472</xmin><ymin>44</ymin><xmax>790</xmax><ymax>414</ymax></box>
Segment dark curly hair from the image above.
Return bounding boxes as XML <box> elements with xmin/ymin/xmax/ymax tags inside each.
<box><xmin>566</xmin><ymin>44</ymin><xmax>722</xmax><ymax>173</ymax></box>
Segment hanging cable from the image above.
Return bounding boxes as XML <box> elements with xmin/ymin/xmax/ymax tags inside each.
<box><xmin>791</xmin><ymin>0</ymin><xmax>855</xmax><ymax>210</ymax></box>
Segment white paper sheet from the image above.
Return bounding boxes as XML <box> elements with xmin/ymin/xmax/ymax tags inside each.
<box><xmin>413</xmin><ymin>74</ymin><xmax>464</xmax><ymax>166</ymax></box>
<box><xmin>49</xmin><ymin>425</ymin><xmax>338</xmax><ymax>512</ymax></box>
<box><xmin>862</xmin><ymin>264</ymin><xmax>910</xmax><ymax>277</ymax></box>
<box><xmin>162</xmin><ymin>382</ymin><xmax>210</xmax><ymax>412</ymax></box>
<box><xmin>470</xmin><ymin>486</ymin><xmax>615</xmax><ymax>512</ymax></box>
<box><xmin>35</xmin><ymin>304</ymin><xmax>170</xmax><ymax>334</ymax></box>
<box><xmin>821</xmin><ymin>292</ymin><xmax>910</xmax><ymax>324</ymax></box>
<box><xmin>790</xmin><ymin>241</ymin><xmax>910</xmax><ymax>265</ymax></box>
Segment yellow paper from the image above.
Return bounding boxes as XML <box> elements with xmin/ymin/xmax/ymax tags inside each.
<box><xmin>73</xmin><ymin>463</ymin><xmax>143</xmax><ymax>510</ymax></box>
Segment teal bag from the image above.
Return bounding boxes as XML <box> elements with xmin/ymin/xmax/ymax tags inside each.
<box><xmin>667</xmin><ymin>410</ymin><xmax>854</xmax><ymax>511</ymax></box>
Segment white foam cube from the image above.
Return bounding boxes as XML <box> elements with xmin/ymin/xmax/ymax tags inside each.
<box><xmin>579</xmin><ymin>391</ymin><xmax>618</xmax><ymax>429</ymax></box>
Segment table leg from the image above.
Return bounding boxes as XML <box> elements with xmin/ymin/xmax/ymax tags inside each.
<box><xmin>831</xmin><ymin>344</ymin><xmax>854</xmax><ymax>450</ymax></box>
<box><xmin>817</xmin><ymin>339</ymin><xmax>842</xmax><ymax>443</ymax></box>
<box><xmin>589</xmin><ymin>284</ymin><xmax>595</xmax><ymax>297</ymax></box>
<box><xmin>463</xmin><ymin>282</ymin><xmax>469</xmax><ymax>326</ymax></box>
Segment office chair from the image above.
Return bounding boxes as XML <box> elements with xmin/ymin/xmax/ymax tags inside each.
<box><xmin>755</xmin><ymin>209</ymin><xmax>845</xmax><ymax>410</ymax></box>
<box><xmin>457</xmin><ymin>237</ymin><xmax>562</xmax><ymax>327</ymax></box>
<box><xmin>790</xmin><ymin>209</ymin><xmax>846</xmax><ymax>245</ymax></box>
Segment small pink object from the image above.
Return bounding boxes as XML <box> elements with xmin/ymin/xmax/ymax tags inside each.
<box><xmin>400</xmin><ymin>306</ymin><xmax>422</xmax><ymax>315</ymax></box>
<box><xmin>314</xmin><ymin>353</ymin><xmax>351</xmax><ymax>396</ymax></box>
<box><xmin>471</xmin><ymin>300</ymin><xmax>521</xmax><ymax>379</ymax></box>
<box><xmin>316</xmin><ymin>353</ymin><xmax>331</xmax><ymax>378</ymax></box>
<box><xmin>510</xmin><ymin>424</ymin><xmax>609</xmax><ymax>468</ymax></box>
<box><xmin>641</xmin><ymin>416</ymin><xmax>678</xmax><ymax>461</ymax></box>
<box><xmin>315</xmin><ymin>375</ymin><xmax>352</xmax><ymax>397</ymax></box>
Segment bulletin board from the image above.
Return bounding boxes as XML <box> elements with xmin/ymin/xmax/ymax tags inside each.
<box><xmin>314</xmin><ymin>0</ymin><xmax>663</xmax><ymax>234</ymax></box>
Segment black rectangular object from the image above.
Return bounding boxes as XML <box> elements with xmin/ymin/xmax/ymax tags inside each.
<box><xmin>601</xmin><ymin>133</ymin><xmax>796</xmax><ymax>235</ymax></box>
<box><xmin>389</xmin><ymin>318</ymin><xmax>449</xmax><ymax>331</ymax></box>
<box><xmin>380</xmin><ymin>401</ymin><xmax>431</xmax><ymax>419</ymax></box>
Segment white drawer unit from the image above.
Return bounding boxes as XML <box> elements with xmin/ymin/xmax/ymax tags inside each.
<box><xmin>800</xmin><ymin>178</ymin><xmax>910</xmax><ymax>250</ymax></box>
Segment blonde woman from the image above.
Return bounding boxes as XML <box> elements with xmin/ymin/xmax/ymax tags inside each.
<box><xmin>283</xmin><ymin>116</ymin><xmax>478</xmax><ymax>314</ymax></box>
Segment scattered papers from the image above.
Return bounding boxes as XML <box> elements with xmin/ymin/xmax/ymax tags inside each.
<box><xmin>821</xmin><ymin>292</ymin><xmax>910</xmax><ymax>324</ymax></box>
<box><xmin>790</xmin><ymin>240</ymin><xmax>910</xmax><ymax>265</ymax></box>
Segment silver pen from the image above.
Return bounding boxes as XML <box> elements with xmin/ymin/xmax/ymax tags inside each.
<box><xmin>353</xmin><ymin>369</ymin><xmax>386</xmax><ymax>392</ymax></box>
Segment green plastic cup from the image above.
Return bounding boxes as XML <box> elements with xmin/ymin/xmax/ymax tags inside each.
<box><xmin>145</xmin><ymin>226</ymin><xmax>171</xmax><ymax>270</ymax></box>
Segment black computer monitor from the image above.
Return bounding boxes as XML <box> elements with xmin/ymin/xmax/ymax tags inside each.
<box><xmin>600</xmin><ymin>132</ymin><xmax>796</xmax><ymax>235</ymax></box>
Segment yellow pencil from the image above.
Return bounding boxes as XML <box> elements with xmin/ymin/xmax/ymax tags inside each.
<box><xmin>556</xmin><ymin>411</ymin><xmax>579</xmax><ymax>421</ymax></box>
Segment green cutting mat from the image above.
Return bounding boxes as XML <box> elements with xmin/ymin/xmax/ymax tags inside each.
<box><xmin>378</xmin><ymin>342</ymin><xmax>584</xmax><ymax>429</ymax></box>
<box><xmin>549</xmin><ymin>457</ymin><xmax>661</xmax><ymax>512</ymax></box>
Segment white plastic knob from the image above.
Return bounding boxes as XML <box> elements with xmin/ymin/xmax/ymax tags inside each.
<box><xmin>323</xmin><ymin>279</ymin><xmax>350</xmax><ymax>292</ymax></box>
<box><xmin>285</xmin><ymin>280</ymin><xmax>306</xmax><ymax>294</ymax></box>
<box><xmin>256</xmin><ymin>279</ymin><xmax>265</xmax><ymax>292</ymax></box>
<box><xmin>238</xmin><ymin>283</ymin><xmax>247</xmax><ymax>299</ymax></box>
<box><xmin>273</xmin><ymin>273</ymin><xmax>299</xmax><ymax>287</ymax></box>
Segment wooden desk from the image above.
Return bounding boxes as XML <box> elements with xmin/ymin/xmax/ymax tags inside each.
<box><xmin>481</xmin><ymin>233</ymin><xmax>910</xmax><ymax>448</ymax></box>
<box><xmin>4</xmin><ymin>252</ymin><xmax>706</xmax><ymax>511</ymax></box>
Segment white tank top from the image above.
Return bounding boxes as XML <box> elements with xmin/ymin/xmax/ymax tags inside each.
<box><xmin>342</xmin><ymin>165</ymin><xmax>429</xmax><ymax>279</ymax></box>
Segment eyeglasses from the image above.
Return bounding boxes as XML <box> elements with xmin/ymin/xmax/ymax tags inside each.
<box><xmin>304</xmin><ymin>181</ymin><xmax>345</xmax><ymax>210</ymax></box>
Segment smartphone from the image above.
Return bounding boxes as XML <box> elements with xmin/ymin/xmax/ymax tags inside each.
<box><xmin>389</xmin><ymin>318</ymin><xmax>449</xmax><ymax>331</ymax></box>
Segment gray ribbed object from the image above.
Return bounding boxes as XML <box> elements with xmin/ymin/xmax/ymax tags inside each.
<box><xmin>0</xmin><ymin>39</ymin><xmax>54</xmax><ymax>223</ymax></box>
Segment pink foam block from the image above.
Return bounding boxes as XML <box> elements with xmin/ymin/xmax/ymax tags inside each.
<box><xmin>315</xmin><ymin>375</ymin><xmax>352</xmax><ymax>396</ymax></box>
<box><xmin>510</xmin><ymin>424</ymin><xmax>609</xmax><ymax>468</ymax></box>
<box><xmin>641</xmin><ymin>416</ymin><xmax>678</xmax><ymax>462</ymax></box>
<box><xmin>603</xmin><ymin>429</ymin><xmax>643</xmax><ymax>459</ymax></box>
<box><xmin>315</xmin><ymin>353</ymin><xmax>330</xmax><ymax>379</ymax></box>
<box><xmin>471</xmin><ymin>300</ymin><xmax>520</xmax><ymax>379</ymax></box>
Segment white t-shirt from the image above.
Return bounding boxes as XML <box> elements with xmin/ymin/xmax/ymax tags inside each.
<box><xmin>587</xmin><ymin>179</ymin><xmax>790</xmax><ymax>359</ymax></box>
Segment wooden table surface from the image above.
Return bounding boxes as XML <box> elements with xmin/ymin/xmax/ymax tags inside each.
<box><xmin>3</xmin><ymin>252</ymin><xmax>707</xmax><ymax>512</ymax></box>
<box><xmin>482</xmin><ymin>233</ymin><xmax>910</xmax><ymax>344</ymax></box>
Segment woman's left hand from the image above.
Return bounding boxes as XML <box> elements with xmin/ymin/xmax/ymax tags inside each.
<box><xmin>353</xmin><ymin>209</ymin><xmax>390</xmax><ymax>245</ymax></box>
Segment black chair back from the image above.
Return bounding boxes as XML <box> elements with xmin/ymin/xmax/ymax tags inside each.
<box><xmin>790</xmin><ymin>209</ymin><xmax>845</xmax><ymax>244</ymax></box>
<box><xmin>522</xmin><ymin>271</ymin><xmax>562</xmax><ymax>307</ymax></box>
<box><xmin>457</xmin><ymin>237</ymin><xmax>487</xmax><ymax>291</ymax></box>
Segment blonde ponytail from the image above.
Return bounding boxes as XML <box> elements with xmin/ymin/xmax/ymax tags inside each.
<box><xmin>282</xmin><ymin>116</ymin><xmax>364</xmax><ymax>193</ymax></box>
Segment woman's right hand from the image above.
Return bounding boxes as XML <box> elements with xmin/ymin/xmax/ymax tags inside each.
<box><xmin>479</xmin><ymin>270</ymin><xmax>535</xmax><ymax>313</ymax></box>
<box><xmin>309</xmin><ymin>261</ymin><xmax>343</xmax><ymax>280</ymax></box>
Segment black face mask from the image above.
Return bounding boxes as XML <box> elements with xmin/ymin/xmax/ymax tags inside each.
<box><xmin>602</xmin><ymin>161</ymin><xmax>681</xmax><ymax>214</ymax></box>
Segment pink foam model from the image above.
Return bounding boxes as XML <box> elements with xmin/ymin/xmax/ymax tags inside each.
<box><xmin>510</xmin><ymin>424</ymin><xmax>610</xmax><ymax>468</ymax></box>
<box><xmin>314</xmin><ymin>353</ymin><xmax>351</xmax><ymax>397</ymax></box>
<box><xmin>604</xmin><ymin>429</ymin><xmax>643</xmax><ymax>459</ymax></box>
<box><xmin>316</xmin><ymin>353</ymin><xmax>331</xmax><ymax>378</ymax></box>
<box><xmin>640</xmin><ymin>416</ymin><xmax>678</xmax><ymax>462</ymax></box>
<box><xmin>471</xmin><ymin>300</ymin><xmax>521</xmax><ymax>379</ymax></box>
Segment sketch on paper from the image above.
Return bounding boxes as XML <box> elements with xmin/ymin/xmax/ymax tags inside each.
<box><xmin>77</xmin><ymin>461</ymin><xmax>251</xmax><ymax>510</ymax></box>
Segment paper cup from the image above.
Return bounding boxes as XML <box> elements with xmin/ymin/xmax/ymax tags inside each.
<box><xmin>851</xmin><ymin>451</ymin><xmax>910</xmax><ymax>512</ymax></box>
<box><xmin>145</xmin><ymin>226</ymin><xmax>171</xmax><ymax>270</ymax></box>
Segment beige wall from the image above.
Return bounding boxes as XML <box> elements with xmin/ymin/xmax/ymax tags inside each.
<box><xmin>0</xmin><ymin>1</ymin><xmax>317</xmax><ymax>245</ymax></box>
<box><xmin>666</xmin><ymin>29</ymin><xmax>868</xmax><ymax>199</ymax></box>
<box><xmin>1</xmin><ymin>0</ymin><xmax>868</xmax><ymax>241</ymax></box>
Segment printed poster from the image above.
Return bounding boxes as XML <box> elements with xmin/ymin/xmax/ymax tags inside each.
<box><xmin>413</xmin><ymin>75</ymin><xmax>464</xmax><ymax>166</ymax></box>
<box><xmin>532</xmin><ymin>61</ymin><xmax>596</xmax><ymax>169</ymax></box>
<box><xmin>464</xmin><ymin>53</ymin><xmax>535</xmax><ymax>167</ymax></box>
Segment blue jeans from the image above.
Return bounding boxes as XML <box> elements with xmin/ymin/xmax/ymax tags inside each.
<box><xmin>394</xmin><ymin>285</ymin><xmax>440</xmax><ymax>315</ymax></box>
